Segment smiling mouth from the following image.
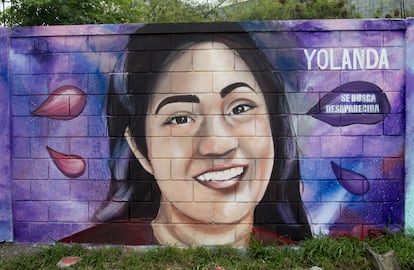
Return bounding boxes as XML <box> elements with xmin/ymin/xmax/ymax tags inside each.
<box><xmin>195</xmin><ymin>166</ymin><xmax>246</xmax><ymax>183</ymax></box>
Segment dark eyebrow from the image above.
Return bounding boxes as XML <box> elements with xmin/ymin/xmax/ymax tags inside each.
<box><xmin>155</xmin><ymin>95</ymin><xmax>200</xmax><ymax>114</ymax></box>
<box><xmin>220</xmin><ymin>82</ymin><xmax>255</xmax><ymax>98</ymax></box>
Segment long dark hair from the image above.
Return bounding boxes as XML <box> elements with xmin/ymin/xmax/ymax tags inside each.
<box><xmin>99</xmin><ymin>22</ymin><xmax>311</xmax><ymax>241</ymax></box>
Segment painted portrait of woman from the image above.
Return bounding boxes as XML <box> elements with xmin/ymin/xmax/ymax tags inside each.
<box><xmin>60</xmin><ymin>22</ymin><xmax>311</xmax><ymax>246</ymax></box>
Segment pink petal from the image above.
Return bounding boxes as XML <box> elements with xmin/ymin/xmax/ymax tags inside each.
<box><xmin>47</xmin><ymin>146</ymin><xmax>86</xmax><ymax>178</ymax></box>
<box><xmin>56</xmin><ymin>256</ymin><xmax>81</xmax><ymax>268</ymax></box>
<box><xmin>32</xmin><ymin>85</ymin><xmax>86</xmax><ymax>120</ymax></box>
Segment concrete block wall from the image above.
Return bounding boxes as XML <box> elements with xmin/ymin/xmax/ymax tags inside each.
<box><xmin>0</xmin><ymin>27</ymin><xmax>12</xmax><ymax>242</ymax></box>
<box><xmin>0</xmin><ymin>19</ymin><xmax>411</xmax><ymax>246</ymax></box>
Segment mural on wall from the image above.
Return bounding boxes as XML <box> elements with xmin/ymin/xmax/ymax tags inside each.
<box><xmin>8</xmin><ymin>20</ymin><xmax>405</xmax><ymax>245</ymax></box>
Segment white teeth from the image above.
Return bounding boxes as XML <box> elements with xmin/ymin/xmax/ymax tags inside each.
<box><xmin>196</xmin><ymin>167</ymin><xmax>244</xmax><ymax>182</ymax></box>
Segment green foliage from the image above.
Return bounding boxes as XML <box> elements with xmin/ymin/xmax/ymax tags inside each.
<box><xmin>3</xmin><ymin>0</ymin><xmax>414</xmax><ymax>26</ymax></box>
<box><xmin>365</xmin><ymin>0</ymin><xmax>414</xmax><ymax>18</ymax></box>
<box><xmin>248</xmin><ymin>238</ymin><xmax>303</xmax><ymax>269</ymax></box>
<box><xmin>1</xmin><ymin>0</ymin><xmax>361</xmax><ymax>26</ymax></box>
<box><xmin>365</xmin><ymin>231</ymin><xmax>414</xmax><ymax>269</ymax></box>
<box><xmin>3</xmin><ymin>233</ymin><xmax>414</xmax><ymax>269</ymax></box>
<box><xmin>143</xmin><ymin>0</ymin><xmax>215</xmax><ymax>23</ymax></box>
<box><xmin>300</xmin><ymin>236</ymin><xmax>369</xmax><ymax>269</ymax></box>
<box><xmin>0</xmin><ymin>0</ymin><xmax>215</xmax><ymax>26</ymax></box>
<box><xmin>1</xmin><ymin>0</ymin><xmax>145</xmax><ymax>26</ymax></box>
<box><xmin>225</xmin><ymin>0</ymin><xmax>359</xmax><ymax>21</ymax></box>
<box><xmin>381</xmin><ymin>6</ymin><xmax>414</xmax><ymax>18</ymax></box>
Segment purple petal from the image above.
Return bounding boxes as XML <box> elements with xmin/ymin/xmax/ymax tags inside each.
<box><xmin>32</xmin><ymin>85</ymin><xmax>86</xmax><ymax>120</ymax></box>
<box><xmin>307</xmin><ymin>81</ymin><xmax>390</xmax><ymax>126</ymax></box>
<box><xmin>331</xmin><ymin>161</ymin><xmax>370</xmax><ymax>195</ymax></box>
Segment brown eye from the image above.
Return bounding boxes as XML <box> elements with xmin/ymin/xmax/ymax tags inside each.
<box><xmin>231</xmin><ymin>104</ymin><xmax>255</xmax><ymax>115</ymax></box>
<box><xmin>167</xmin><ymin>115</ymin><xmax>194</xmax><ymax>125</ymax></box>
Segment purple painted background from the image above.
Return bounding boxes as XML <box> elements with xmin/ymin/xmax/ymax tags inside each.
<box><xmin>0</xmin><ymin>27</ymin><xmax>12</xmax><ymax>242</ymax></box>
<box><xmin>0</xmin><ymin>19</ymin><xmax>408</xmax><ymax>243</ymax></box>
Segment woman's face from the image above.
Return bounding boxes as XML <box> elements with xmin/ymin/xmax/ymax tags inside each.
<box><xmin>131</xmin><ymin>42</ymin><xmax>274</xmax><ymax>224</ymax></box>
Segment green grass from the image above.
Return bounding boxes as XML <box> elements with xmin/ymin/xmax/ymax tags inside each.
<box><xmin>2</xmin><ymin>232</ymin><xmax>414</xmax><ymax>270</ymax></box>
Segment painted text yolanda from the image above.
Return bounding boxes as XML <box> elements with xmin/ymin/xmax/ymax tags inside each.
<box><xmin>304</xmin><ymin>48</ymin><xmax>390</xmax><ymax>70</ymax></box>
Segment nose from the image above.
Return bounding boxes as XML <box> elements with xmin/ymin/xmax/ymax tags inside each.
<box><xmin>197</xmin><ymin>115</ymin><xmax>238</xmax><ymax>157</ymax></box>
<box><xmin>198</xmin><ymin>136</ymin><xmax>238</xmax><ymax>157</ymax></box>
